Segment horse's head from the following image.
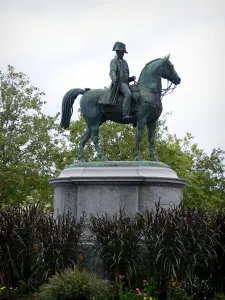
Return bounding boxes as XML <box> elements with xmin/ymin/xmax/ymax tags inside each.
<box><xmin>160</xmin><ymin>54</ymin><xmax>181</xmax><ymax>85</ymax></box>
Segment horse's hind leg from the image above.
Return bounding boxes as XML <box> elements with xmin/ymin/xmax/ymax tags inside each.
<box><xmin>91</xmin><ymin>123</ymin><xmax>108</xmax><ymax>161</ymax></box>
<box><xmin>78</xmin><ymin>126</ymin><xmax>91</xmax><ymax>161</ymax></box>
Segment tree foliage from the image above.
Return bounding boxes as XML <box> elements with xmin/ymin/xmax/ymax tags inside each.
<box><xmin>0</xmin><ymin>66</ymin><xmax>65</xmax><ymax>207</ymax></box>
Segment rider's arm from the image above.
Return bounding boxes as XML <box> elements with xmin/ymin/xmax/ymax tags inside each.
<box><xmin>124</xmin><ymin>60</ymin><xmax>135</xmax><ymax>83</ymax></box>
<box><xmin>109</xmin><ymin>59</ymin><xmax>117</xmax><ymax>84</ymax></box>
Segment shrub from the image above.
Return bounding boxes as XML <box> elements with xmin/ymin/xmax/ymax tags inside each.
<box><xmin>209</xmin><ymin>211</ymin><xmax>225</xmax><ymax>292</ymax></box>
<box><xmin>213</xmin><ymin>294</ymin><xmax>225</xmax><ymax>300</ymax></box>
<box><xmin>139</xmin><ymin>204</ymin><xmax>220</xmax><ymax>285</ymax></box>
<box><xmin>0</xmin><ymin>204</ymin><xmax>84</xmax><ymax>287</ymax></box>
<box><xmin>167</xmin><ymin>286</ymin><xmax>192</xmax><ymax>300</ymax></box>
<box><xmin>1</xmin><ymin>202</ymin><xmax>225</xmax><ymax>296</ymax></box>
<box><xmin>0</xmin><ymin>282</ymin><xmax>36</xmax><ymax>300</ymax></box>
<box><xmin>89</xmin><ymin>203</ymin><xmax>222</xmax><ymax>293</ymax></box>
<box><xmin>89</xmin><ymin>210</ymin><xmax>145</xmax><ymax>284</ymax></box>
<box><xmin>37</xmin><ymin>267</ymin><xmax>114</xmax><ymax>300</ymax></box>
<box><xmin>119</xmin><ymin>289</ymin><xmax>140</xmax><ymax>300</ymax></box>
<box><xmin>183</xmin><ymin>275</ymin><xmax>214</xmax><ymax>300</ymax></box>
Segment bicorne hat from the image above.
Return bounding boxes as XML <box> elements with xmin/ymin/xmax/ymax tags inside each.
<box><xmin>112</xmin><ymin>41</ymin><xmax>128</xmax><ymax>53</ymax></box>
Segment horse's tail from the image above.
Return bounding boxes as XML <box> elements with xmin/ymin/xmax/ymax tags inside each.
<box><xmin>60</xmin><ymin>88</ymin><xmax>90</xmax><ymax>129</ymax></box>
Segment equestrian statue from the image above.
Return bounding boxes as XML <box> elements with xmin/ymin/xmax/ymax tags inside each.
<box><xmin>60</xmin><ymin>41</ymin><xmax>181</xmax><ymax>162</ymax></box>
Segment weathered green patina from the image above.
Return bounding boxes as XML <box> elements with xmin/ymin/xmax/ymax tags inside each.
<box><xmin>60</xmin><ymin>52</ymin><xmax>181</xmax><ymax>162</ymax></box>
<box><xmin>66</xmin><ymin>160</ymin><xmax>171</xmax><ymax>169</ymax></box>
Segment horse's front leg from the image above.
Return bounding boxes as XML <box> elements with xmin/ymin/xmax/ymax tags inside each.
<box><xmin>147</xmin><ymin>120</ymin><xmax>159</xmax><ymax>161</ymax></box>
<box><xmin>91</xmin><ymin>123</ymin><xmax>108</xmax><ymax>161</ymax></box>
<box><xmin>134</xmin><ymin>121</ymin><xmax>145</xmax><ymax>161</ymax></box>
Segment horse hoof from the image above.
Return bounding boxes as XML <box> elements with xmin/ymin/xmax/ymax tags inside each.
<box><xmin>102</xmin><ymin>156</ymin><xmax>109</xmax><ymax>161</ymax></box>
<box><xmin>151</xmin><ymin>156</ymin><xmax>159</xmax><ymax>162</ymax></box>
<box><xmin>78</xmin><ymin>158</ymin><xmax>86</xmax><ymax>162</ymax></box>
<box><xmin>135</xmin><ymin>156</ymin><xmax>145</xmax><ymax>161</ymax></box>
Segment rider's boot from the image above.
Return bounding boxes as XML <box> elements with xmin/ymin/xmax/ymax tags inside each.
<box><xmin>122</xmin><ymin>95</ymin><xmax>132</xmax><ymax>120</ymax></box>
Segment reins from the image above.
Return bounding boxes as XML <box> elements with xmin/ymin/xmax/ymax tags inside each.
<box><xmin>134</xmin><ymin>80</ymin><xmax>177</xmax><ymax>101</ymax></box>
<box><xmin>161</xmin><ymin>80</ymin><xmax>177</xmax><ymax>98</ymax></box>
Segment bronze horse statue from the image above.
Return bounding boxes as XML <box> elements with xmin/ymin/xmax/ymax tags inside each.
<box><xmin>60</xmin><ymin>54</ymin><xmax>181</xmax><ymax>161</ymax></box>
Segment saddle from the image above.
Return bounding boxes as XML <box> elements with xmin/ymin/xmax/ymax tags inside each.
<box><xmin>98</xmin><ymin>84</ymin><xmax>141</xmax><ymax>113</ymax></box>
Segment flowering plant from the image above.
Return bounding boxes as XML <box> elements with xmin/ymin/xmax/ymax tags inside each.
<box><xmin>136</xmin><ymin>278</ymin><xmax>157</xmax><ymax>300</ymax></box>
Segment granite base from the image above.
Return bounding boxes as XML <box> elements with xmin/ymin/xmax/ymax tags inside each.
<box><xmin>49</xmin><ymin>161</ymin><xmax>187</xmax><ymax>219</ymax></box>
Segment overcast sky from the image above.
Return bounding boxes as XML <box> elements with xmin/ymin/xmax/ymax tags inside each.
<box><xmin>1</xmin><ymin>0</ymin><xmax>225</xmax><ymax>155</ymax></box>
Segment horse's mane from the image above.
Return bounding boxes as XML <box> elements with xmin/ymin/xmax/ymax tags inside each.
<box><xmin>138</xmin><ymin>58</ymin><xmax>161</xmax><ymax>82</ymax></box>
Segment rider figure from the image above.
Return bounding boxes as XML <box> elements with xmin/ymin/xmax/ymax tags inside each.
<box><xmin>109</xmin><ymin>41</ymin><xmax>136</xmax><ymax>120</ymax></box>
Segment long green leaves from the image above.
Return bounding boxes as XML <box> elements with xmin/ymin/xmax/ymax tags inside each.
<box><xmin>37</xmin><ymin>267</ymin><xmax>114</xmax><ymax>300</ymax></box>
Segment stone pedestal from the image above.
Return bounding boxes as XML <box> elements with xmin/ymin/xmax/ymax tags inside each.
<box><xmin>49</xmin><ymin>161</ymin><xmax>187</xmax><ymax>219</ymax></box>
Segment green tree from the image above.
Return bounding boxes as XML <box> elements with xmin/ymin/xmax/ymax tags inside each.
<box><xmin>0</xmin><ymin>65</ymin><xmax>64</xmax><ymax>207</ymax></box>
<box><xmin>65</xmin><ymin>112</ymin><xmax>225</xmax><ymax>209</ymax></box>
